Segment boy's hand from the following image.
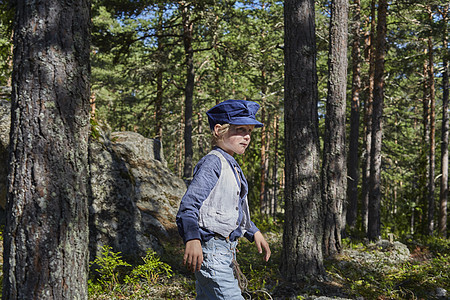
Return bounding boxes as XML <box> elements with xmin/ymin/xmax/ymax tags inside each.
<box><xmin>254</xmin><ymin>231</ymin><xmax>271</xmax><ymax>262</ymax></box>
<box><xmin>184</xmin><ymin>239</ymin><xmax>203</xmax><ymax>272</ymax></box>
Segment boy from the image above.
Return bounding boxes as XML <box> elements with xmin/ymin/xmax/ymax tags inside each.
<box><xmin>176</xmin><ymin>99</ymin><xmax>271</xmax><ymax>299</ymax></box>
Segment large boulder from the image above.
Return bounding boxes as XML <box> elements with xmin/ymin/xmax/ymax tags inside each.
<box><xmin>0</xmin><ymin>99</ymin><xmax>185</xmax><ymax>261</ymax></box>
<box><xmin>89</xmin><ymin>130</ymin><xmax>185</xmax><ymax>261</ymax></box>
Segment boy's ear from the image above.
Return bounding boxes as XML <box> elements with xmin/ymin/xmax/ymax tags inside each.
<box><xmin>213</xmin><ymin>124</ymin><xmax>222</xmax><ymax>136</ymax></box>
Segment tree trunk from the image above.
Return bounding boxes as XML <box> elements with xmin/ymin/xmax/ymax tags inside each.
<box><xmin>426</xmin><ymin>31</ymin><xmax>436</xmax><ymax>236</ymax></box>
<box><xmin>439</xmin><ymin>10</ymin><xmax>449</xmax><ymax>237</ymax></box>
<box><xmin>281</xmin><ymin>0</ymin><xmax>325</xmax><ymax>281</ymax></box>
<box><xmin>421</xmin><ymin>52</ymin><xmax>430</xmax><ymax>235</ymax></box>
<box><xmin>368</xmin><ymin>0</ymin><xmax>387</xmax><ymax>241</ymax></box>
<box><xmin>346</xmin><ymin>0</ymin><xmax>361</xmax><ymax>233</ymax></box>
<box><xmin>182</xmin><ymin>3</ymin><xmax>194</xmax><ymax>181</ymax></box>
<box><xmin>155</xmin><ymin>3</ymin><xmax>165</xmax><ymax>142</ymax></box>
<box><xmin>322</xmin><ymin>0</ymin><xmax>348</xmax><ymax>257</ymax></box>
<box><xmin>272</xmin><ymin>110</ymin><xmax>280</xmax><ymax>219</ymax></box>
<box><xmin>3</xmin><ymin>0</ymin><xmax>91</xmax><ymax>298</ymax></box>
<box><xmin>361</xmin><ymin>0</ymin><xmax>376</xmax><ymax>235</ymax></box>
<box><xmin>260</xmin><ymin>98</ymin><xmax>267</xmax><ymax>215</ymax></box>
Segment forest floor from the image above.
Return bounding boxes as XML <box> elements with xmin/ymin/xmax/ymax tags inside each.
<box><xmin>0</xmin><ymin>230</ymin><xmax>448</xmax><ymax>299</ymax></box>
<box><xmin>153</xmin><ymin>232</ymin><xmax>449</xmax><ymax>300</ymax></box>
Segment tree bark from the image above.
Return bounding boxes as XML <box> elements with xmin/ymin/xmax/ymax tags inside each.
<box><xmin>439</xmin><ymin>8</ymin><xmax>449</xmax><ymax>237</ymax></box>
<box><xmin>346</xmin><ymin>0</ymin><xmax>361</xmax><ymax>233</ymax></box>
<box><xmin>281</xmin><ymin>0</ymin><xmax>325</xmax><ymax>281</ymax></box>
<box><xmin>182</xmin><ymin>3</ymin><xmax>194</xmax><ymax>181</ymax></box>
<box><xmin>426</xmin><ymin>31</ymin><xmax>436</xmax><ymax>236</ymax></box>
<box><xmin>322</xmin><ymin>0</ymin><xmax>348</xmax><ymax>257</ymax></box>
<box><xmin>155</xmin><ymin>3</ymin><xmax>165</xmax><ymax>142</ymax></box>
<box><xmin>361</xmin><ymin>0</ymin><xmax>376</xmax><ymax>235</ymax></box>
<box><xmin>3</xmin><ymin>0</ymin><xmax>91</xmax><ymax>298</ymax></box>
<box><xmin>420</xmin><ymin>51</ymin><xmax>431</xmax><ymax>235</ymax></box>
<box><xmin>368</xmin><ymin>0</ymin><xmax>387</xmax><ymax>241</ymax></box>
<box><xmin>272</xmin><ymin>105</ymin><xmax>280</xmax><ymax>219</ymax></box>
<box><xmin>260</xmin><ymin>99</ymin><xmax>267</xmax><ymax>215</ymax></box>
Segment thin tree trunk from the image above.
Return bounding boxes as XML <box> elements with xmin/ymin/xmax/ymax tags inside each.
<box><xmin>155</xmin><ymin>4</ymin><xmax>164</xmax><ymax>142</ymax></box>
<box><xmin>421</xmin><ymin>52</ymin><xmax>431</xmax><ymax>235</ymax></box>
<box><xmin>182</xmin><ymin>3</ymin><xmax>194</xmax><ymax>181</ymax></box>
<box><xmin>368</xmin><ymin>0</ymin><xmax>387</xmax><ymax>241</ymax></box>
<box><xmin>322</xmin><ymin>0</ymin><xmax>348</xmax><ymax>257</ymax></box>
<box><xmin>156</xmin><ymin>70</ymin><xmax>163</xmax><ymax>140</ymax></box>
<box><xmin>282</xmin><ymin>0</ymin><xmax>325</xmax><ymax>281</ymax></box>
<box><xmin>264</xmin><ymin>111</ymin><xmax>271</xmax><ymax>214</ymax></box>
<box><xmin>272</xmin><ymin>110</ymin><xmax>280</xmax><ymax>219</ymax></box>
<box><xmin>361</xmin><ymin>0</ymin><xmax>376</xmax><ymax>235</ymax></box>
<box><xmin>346</xmin><ymin>0</ymin><xmax>361</xmax><ymax>233</ymax></box>
<box><xmin>3</xmin><ymin>0</ymin><xmax>91</xmax><ymax>298</ymax></box>
<box><xmin>439</xmin><ymin>11</ymin><xmax>448</xmax><ymax>237</ymax></box>
<box><xmin>198</xmin><ymin>112</ymin><xmax>205</xmax><ymax>156</ymax></box>
<box><xmin>260</xmin><ymin>97</ymin><xmax>267</xmax><ymax>214</ymax></box>
<box><xmin>426</xmin><ymin>31</ymin><xmax>436</xmax><ymax>236</ymax></box>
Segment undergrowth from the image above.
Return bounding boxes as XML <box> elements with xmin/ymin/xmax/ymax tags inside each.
<box><xmin>0</xmin><ymin>222</ymin><xmax>448</xmax><ymax>299</ymax></box>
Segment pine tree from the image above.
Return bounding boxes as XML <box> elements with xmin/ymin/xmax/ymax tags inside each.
<box><xmin>3</xmin><ymin>0</ymin><xmax>91</xmax><ymax>298</ymax></box>
<box><xmin>321</xmin><ymin>0</ymin><xmax>349</xmax><ymax>256</ymax></box>
<box><xmin>282</xmin><ymin>0</ymin><xmax>325</xmax><ymax>281</ymax></box>
<box><xmin>368</xmin><ymin>0</ymin><xmax>388</xmax><ymax>241</ymax></box>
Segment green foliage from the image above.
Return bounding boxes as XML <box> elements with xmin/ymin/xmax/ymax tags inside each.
<box><xmin>124</xmin><ymin>248</ymin><xmax>173</xmax><ymax>287</ymax></box>
<box><xmin>251</xmin><ymin>213</ymin><xmax>283</xmax><ymax>234</ymax></box>
<box><xmin>424</xmin><ymin>236</ymin><xmax>450</xmax><ymax>255</ymax></box>
<box><xmin>90</xmin><ymin>117</ymin><xmax>101</xmax><ymax>140</ymax></box>
<box><xmin>88</xmin><ymin>246</ymin><xmax>175</xmax><ymax>298</ymax></box>
<box><xmin>89</xmin><ymin>245</ymin><xmax>132</xmax><ymax>293</ymax></box>
<box><xmin>236</xmin><ymin>233</ymin><xmax>281</xmax><ymax>298</ymax></box>
<box><xmin>389</xmin><ymin>254</ymin><xmax>450</xmax><ymax>299</ymax></box>
<box><xmin>328</xmin><ymin>238</ymin><xmax>450</xmax><ymax>299</ymax></box>
<box><xmin>0</xmin><ymin>2</ymin><xmax>13</xmax><ymax>85</ymax></box>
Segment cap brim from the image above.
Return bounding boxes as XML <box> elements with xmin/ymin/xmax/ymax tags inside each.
<box><xmin>229</xmin><ymin>117</ymin><xmax>264</xmax><ymax>127</ymax></box>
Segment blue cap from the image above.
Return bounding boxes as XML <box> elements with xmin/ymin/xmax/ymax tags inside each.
<box><xmin>206</xmin><ymin>100</ymin><xmax>264</xmax><ymax>130</ymax></box>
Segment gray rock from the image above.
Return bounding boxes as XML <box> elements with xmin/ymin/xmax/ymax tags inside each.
<box><xmin>342</xmin><ymin>239</ymin><xmax>411</xmax><ymax>273</ymax></box>
<box><xmin>436</xmin><ymin>287</ymin><xmax>447</xmax><ymax>298</ymax></box>
<box><xmin>89</xmin><ymin>131</ymin><xmax>185</xmax><ymax>261</ymax></box>
<box><xmin>0</xmin><ymin>100</ymin><xmax>186</xmax><ymax>261</ymax></box>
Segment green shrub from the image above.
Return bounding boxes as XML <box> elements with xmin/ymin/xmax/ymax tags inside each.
<box><xmin>124</xmin><ymin>248</ymin><xmax>173</xmax><ymax>287</ymax></box>
<box><xmin>89</xmin><ymin>245</ymin><xmax>131</xmax><ymax>293</ymax></box>
<box><xmin>88</xmin><ymin>246</ymin><xmax>175</xmax><ymax>298</ymax></box>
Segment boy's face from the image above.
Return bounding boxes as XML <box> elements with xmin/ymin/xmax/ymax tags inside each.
<box><xmin>216</xmin><ymin>124</ymin><xmax>255</xmax><ymax>155</ymax></box>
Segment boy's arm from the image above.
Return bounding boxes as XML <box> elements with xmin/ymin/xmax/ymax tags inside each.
<box><xmin>243</xmin><ymin>220</ymin><xmax>260</xmax><ymax>242</ymax></box>
<box><xmin>176</xmin><ymin>155</ymin><xmax>221</xmax><ymax>272</ymax></box>
<box><xmin>184</xmin><ymin>239</ymin><xmax>203</xmax><ymax>272</ymax></box>
<box><xmin>254</xmin><ymin>231</ymin><xmax>271</xmax><ymax>262</ymax></box>
<box><xmin>176</xmin><ymin>155</ymin><xmax>221</xmax><ymax>243</ymax></box>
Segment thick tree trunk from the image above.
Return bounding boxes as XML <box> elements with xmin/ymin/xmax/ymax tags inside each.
<box><xmin>368</xmin><ymin>0</ymin><xmax>387</xmax><ymax>241</ymax></box>
<box><xmin>281</xmin><ymin>0</ymin><xmax>325</xmax><ymax>281</ymax></box>
<box><xmin>346</xmin><ymin>0</ymin><xmax>361</xmax><ymax>233</ymax></box>
<box><xmin>439</xmin><ymin>14</ymin><xmax>449</xmax><ymax>237</ymax></box>
<box><xmin>322</xmin><ymin>0</ymin><xmax>348</xmax><ymax>257</ymax></box>
<box><xmin>3</xmin><ymin>0</ymin><xmax>91</xmax><ymax>298</ymax></box>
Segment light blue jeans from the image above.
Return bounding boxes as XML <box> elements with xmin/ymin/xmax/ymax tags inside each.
<box><xmin>195</xmin><ymin>237</ymin><xmax>244</xmax><ymax>300</ymax></box>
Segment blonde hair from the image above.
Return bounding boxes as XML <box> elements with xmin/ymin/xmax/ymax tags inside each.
<box><xmin>211</xmin><ymin>123</ymin><xmax>230</xmax><ymax>146</ymax></box>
